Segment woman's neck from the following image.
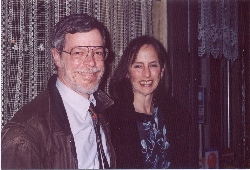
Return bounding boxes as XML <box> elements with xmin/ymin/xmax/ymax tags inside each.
<box><xmin>133</xmin><ymin>93</ymin><xmax>154</xmax><ymax>115</ymax></box>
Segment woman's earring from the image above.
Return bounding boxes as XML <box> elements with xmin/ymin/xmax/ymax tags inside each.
<box><xmin>126</xmin><ymin>73</ymin><xmax>130</xmax><ymax>79</ymax></box>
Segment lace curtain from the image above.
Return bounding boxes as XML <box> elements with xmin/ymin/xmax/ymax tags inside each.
<box><xmin>1</xmin><ymin>0</ymin><xmax>153</xmax><ymax>126</ymax></box>
<box><xmin>198</xmin><ymin>0</ymin><xmax>238</xmax><ymax>61</ymax></box>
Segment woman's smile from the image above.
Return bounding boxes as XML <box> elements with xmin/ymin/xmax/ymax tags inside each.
<box><xmin>139</xmin><ymin>80</ymin><xmax>153</xmax><ymax>87</ymax></box>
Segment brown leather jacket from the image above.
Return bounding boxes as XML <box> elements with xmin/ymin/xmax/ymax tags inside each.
<box><xmin>1</xmin><ymin>75</ymin><xmax>115</xmax><ymax>169</ymax></box>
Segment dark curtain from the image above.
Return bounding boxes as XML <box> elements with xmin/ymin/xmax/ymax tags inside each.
<box><xmin>167</xmin><ymin>0</ymin><xmax>199</xmax><ymax>168</ymax></box>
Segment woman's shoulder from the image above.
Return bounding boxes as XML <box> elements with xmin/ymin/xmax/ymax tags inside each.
<box><xmin>158</xmin><ymin>96</ymin><xmax>185</xmax><ymax>114</ymax></box>
<box><xmin>158</xmin><ymin>96</ymin><xmax>190</xmax><ymax>128</ymax></box>
<box><xmin>105</xmin><ymin>99</ymin><xmax>134</xmax><ymax>121</ymax></box>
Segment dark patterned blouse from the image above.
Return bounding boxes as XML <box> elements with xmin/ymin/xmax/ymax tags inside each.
<box><xmin>136</xmin><ymin>106</ymin><xmax>171</xmax><ymax>168</ymax></box>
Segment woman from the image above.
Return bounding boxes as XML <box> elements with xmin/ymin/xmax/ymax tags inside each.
<box><xmin>108</xmin><ymin>36</ymin><xmax>190</xmax><ymax>168</ymax></box>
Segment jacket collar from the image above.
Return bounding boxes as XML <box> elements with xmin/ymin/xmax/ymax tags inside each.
<box><xmin>93</xmin><ymin>90</ymin><xmax>114</xmax><ymax>113</ymax></box>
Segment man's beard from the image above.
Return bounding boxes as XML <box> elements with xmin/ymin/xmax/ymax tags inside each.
<box><xmin>61</xmin><ymin>60</ymin><xmax>104</xmax><ymax>95</ymax></box>
<box><xmin>69</xmin><ymin>75</ymin><xmax>102</xmax><ymax>95</ymax></box>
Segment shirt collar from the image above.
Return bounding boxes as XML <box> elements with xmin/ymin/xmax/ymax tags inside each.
<box><xmin>56</xmin><ymin>78</ymin><xmax>96</xmax><ymax>121</ymax></box>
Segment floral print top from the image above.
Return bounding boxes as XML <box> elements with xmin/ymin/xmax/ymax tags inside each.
<box><xmin>136</xmin><ymin>106</ymin><xmax>171</xmax><ymax>168</ymax></box>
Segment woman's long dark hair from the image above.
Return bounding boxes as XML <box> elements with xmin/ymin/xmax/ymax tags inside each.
<box><xmin>109</xmin><ymin>35</ymin><xmax>170</xmax><ymax>102</ymax></box>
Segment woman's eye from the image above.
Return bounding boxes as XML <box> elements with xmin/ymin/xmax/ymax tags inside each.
<box><xmin>150</xmin><ymin>64</ymin><xmax>159</xmax><ymax>67</ymax></box>
<box><xmin>134</xmin><ymin>65</ymin><xmax>142</xmax><ymax>68</ymax></box>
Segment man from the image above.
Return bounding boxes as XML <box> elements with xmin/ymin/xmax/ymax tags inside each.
<box><xmin>1</xmin><ymin>13</ymin><xmax>115</xmax><ymax>169</ymax></box>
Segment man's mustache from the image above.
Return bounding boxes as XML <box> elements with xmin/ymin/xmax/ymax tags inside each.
<box><xmin>74</xmin><ymin>67</ymin><xmax>101</xmax><ymax>74</ymax></box>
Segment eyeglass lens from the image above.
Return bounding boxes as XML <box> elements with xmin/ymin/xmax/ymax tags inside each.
<box><xmin>70</xmin><ymin>46</ymin><xmax>105</xmax><ymax>61</ymax></box>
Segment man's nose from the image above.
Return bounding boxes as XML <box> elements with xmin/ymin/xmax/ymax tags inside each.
<box><xmin>84</xmin><ymin>49</ymin><xmax>96</xmax><ymax>66</ymax></box>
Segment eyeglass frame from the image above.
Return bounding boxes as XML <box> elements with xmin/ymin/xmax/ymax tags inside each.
<box><xmin>60</xmin><ymin>46</ymin><xmax>108</xmax><ymax>61</ymax></box>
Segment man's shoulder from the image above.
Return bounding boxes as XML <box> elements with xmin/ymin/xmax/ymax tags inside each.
<box><xmin>2</xmin><ymin>90</ymin><xmax>51</xmax><ymax>137</ymax></box>
<box><xmin>13</xmin><ymin>90</ymin><xmax>50</xmax><ymax>121</ymax></box>
<box><xmin>1</xmin><ymin>90</ymin><xmax>52</xmax><ymax>169</ymax></box>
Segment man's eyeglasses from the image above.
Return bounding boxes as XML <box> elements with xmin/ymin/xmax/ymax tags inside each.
<box><xmin>61</xmin><ymin>46</ymin><xmax>107</xmax><ymax>62</ymax></box>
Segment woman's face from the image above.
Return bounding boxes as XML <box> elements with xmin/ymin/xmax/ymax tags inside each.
<box><xmin>127</xmin><ymin>44</ymin><xmax>164</xmax><ymax>96</ymax></box>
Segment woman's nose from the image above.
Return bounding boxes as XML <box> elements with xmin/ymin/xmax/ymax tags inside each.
<box><xmin>142</xmin><ymin>67</ymin><xmax>151</xmax><ymax>77</ymax></box>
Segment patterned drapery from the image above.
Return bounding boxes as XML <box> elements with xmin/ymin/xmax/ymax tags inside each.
<box><xmin>198</xmin><ymin>0</ymin><xmax>238</xmax><ymax>61</ymax></box>
<box><xmin>1</xmin><ymin>0</ymin><xmax>153</xmax><ymax>126</ymax></box>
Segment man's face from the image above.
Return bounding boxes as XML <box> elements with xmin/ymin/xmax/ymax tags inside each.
<box><xmin>53</xmin><ymin>29</ymin><xmax>105</xmax><ymax>99</ymax></box>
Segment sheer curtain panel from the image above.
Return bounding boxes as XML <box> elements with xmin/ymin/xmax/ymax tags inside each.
<box><xmin>198</xmin><ymin>0</ymin><xmax>238</xmax><ymax>61</ymax></box>
<box><xmin>1</xmin><ymin>0</ymin><xmax>153</xmax><ymax>127</ymax></box>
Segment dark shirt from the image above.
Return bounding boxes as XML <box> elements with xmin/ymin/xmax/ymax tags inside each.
<box><xmin>136</xmin><ymin>105</ymin><xmax>171</xmax><ymax>168</ymax></box>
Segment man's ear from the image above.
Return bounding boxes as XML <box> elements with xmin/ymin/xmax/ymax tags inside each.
<box><xmin>52</xmin><ymin>48</ymin><xmax>61</xmax><ymax>68</ymax></box>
